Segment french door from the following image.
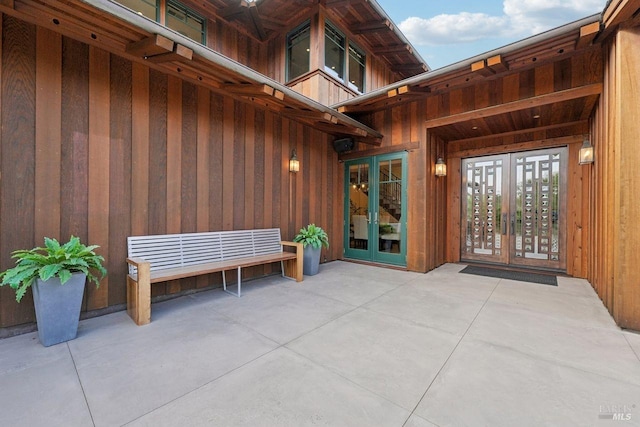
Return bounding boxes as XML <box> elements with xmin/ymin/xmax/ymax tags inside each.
<box><xmin>461</xmin><ymin>147</ymin><xmax>567</xmax><ymax>271</ymax></box>
<box><xmin>344</xmin><ymin>152</ymin><xmax>407</xmax><ymax>266</ymax></box>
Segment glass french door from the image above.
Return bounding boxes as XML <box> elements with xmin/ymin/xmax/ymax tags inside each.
<box><xmin>461</xmin><ymin>147</ymin><xmax>567</xmax><ymax>271</ymax></box>
<box><xmin>344</xmin><ymin>152</ymin><xmax>407</xmax><ymax>266</ymax></box>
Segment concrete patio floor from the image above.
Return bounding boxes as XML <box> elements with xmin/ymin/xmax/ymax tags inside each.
<box><xmin>1</xmin><ymin>261</ymin><xmax>640</xmax><ymax>427</ymax></box>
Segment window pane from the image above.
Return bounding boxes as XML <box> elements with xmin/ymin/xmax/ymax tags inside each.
<box><xmin>325</xmin><ymin>23</ymin><xmax>345</xmax><ymax>79</ymax></box>
<box><xmin>118</xmin><ymin>0</ymin><xmax>157</xmax><ymax>20</ymax></box>
<box><xmin>287</xmin><ymin>24</ymin><xmax>310</xmax><ymax>81</ymax></box>
<box><xmin>348</xmin><ymin>44</ymin><xmax>365</xmax><ymax>92</ymax></box>
<box><xmin>166</xmin><ymin>1</ymin><xmax>205</xmax><ymax>44</ymax></box>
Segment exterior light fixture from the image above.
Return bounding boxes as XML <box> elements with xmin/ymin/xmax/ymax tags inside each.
<box><xmin>289</xmin><ymin>149</ymin><xmax>300</xmax><ymax>173</ymax></box>
<box><xmin>578</xmin><ymin>138</ymin><xmax>594</xmax><ymax>165</ymax></box>
<box><xmin>435</xmin><ymin>157</ymin><xmax>447</xmax><ymax>177</ymax></box>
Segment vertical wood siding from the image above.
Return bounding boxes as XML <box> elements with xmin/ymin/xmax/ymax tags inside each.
<box><xmin>0</xmin><ymin>16</ymin><xmax>342</xmax><ymax>329</ymax></box>
<box><xmin>590</xmin><ymin>25</ymin><xmax>640</xmax><ymax>330</ymax></box>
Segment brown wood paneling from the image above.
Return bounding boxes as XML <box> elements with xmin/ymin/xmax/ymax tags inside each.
<box><xmin>613</xmin><ymin>25</ymin><xmax>640</xmax><ymax>329</ymax></box>
<box><xmin>131</xmin><ymin>62</ymin><xmax>149</xmax><ymax>236</ymax></box>
<box><xmin>148</xmin><ymin>69</ymin><xmax>167</xmax><ymax>236</ymax></box>
<box><xmin>34</xmin><ymin>27</ymin><xmax>61</xmax><ymax>244</ymax></box>
<box><xmin>1</xmin><ymin>16</ymin><xmax>36</xmax><ymax>326</ymax></box>
<box><xmin>209</xmin><ymin>92</ymin><xmax>224</xmax><ymax>232</ymax></box>
<box><xmin>0</xmin><ymin>15</ymin><xmax>350</xmax><ymax>328</ymax></box>
<box><xmin>60</xmin><ymin>37</ymin><xmax>89</xmax><ymax>241</ymax></box>
<box><xmin>222</xmin><ymin>96</ymin><xmax>234</xmax><ymax>231</ymax></box>
<box><xmin>180</xmin><ymin>80</ymin><xmax>198</xmax><ymax>291</ymax></box>
<box><xmin>87</xmin><ymin>46</ymin><xmax>110</xmax><ymax>310</ymax></box>
<box><xmin>232</xmin><ymin>100</ymin><xmax>245</xmax><ymax>230</ymax></box>
<box><xmin>108</xmin><ymin>53</ymin><xmax>132</xmax><ymax>306</ymax></box>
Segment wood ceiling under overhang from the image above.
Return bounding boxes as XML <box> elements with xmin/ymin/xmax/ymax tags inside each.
<box><xmin>206</xmin><ymin>0</ymin><xmax>428</xmax><ymax>79</ymax></box>
<box><xmin>335</xmin><ymin>15</ymin><xmax>605</xmax><ymax>143</ymax></box>
<box><xmin>0</xmin><ymin>0</ymin><xmax>382</xmax><ymax>142</ymax></box>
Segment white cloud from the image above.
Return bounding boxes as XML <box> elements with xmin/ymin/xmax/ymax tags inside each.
<box><xmin>399</xmin><ymin>13</ymin><xmax>510</xmax><ymax>45</ymax></box>
<box><xmin>398</xmin><ymin>0</ymin><xmax>605</xmax><ymax>46</ymax></box>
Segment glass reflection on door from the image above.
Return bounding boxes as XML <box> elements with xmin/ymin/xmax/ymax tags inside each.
<box><xmin>461</xmin><ymin>155</ymin><xmax>508</xmax><ymax>265</ymax></box>
<box><xmin>377</xmin><ymin>158</ymin><xmax>403</xmax><ymax>254</ymax></box>
<box><xmin>348</xmin><ymin>162</ymin><xmax>370</xmax><ymax>251</ymax></box>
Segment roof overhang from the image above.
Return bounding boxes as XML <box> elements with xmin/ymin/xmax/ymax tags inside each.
<box><xmin>333</xmin><ymin>14</ymin><xmax>604</xmax><ymax>143</ymax></box>
<box><xmin>0</xmin><ymin>0</ymin><xmax>382</xmax><ymax>143</ymax></box>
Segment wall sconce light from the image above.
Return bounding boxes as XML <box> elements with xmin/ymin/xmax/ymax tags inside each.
<box><xmin>435</xmin><ymin>157</ymin><xmax>447</xmax><ymax>177</ymax></box>
<box><xmin>578</xmin><ymin>138</ymin><xmax>594</xmax><ymax>165</ymax></box>
<box><xmin>289</xmin><ymin>149</ymin><xmax>299</xmax><ymax>173</ymax></box>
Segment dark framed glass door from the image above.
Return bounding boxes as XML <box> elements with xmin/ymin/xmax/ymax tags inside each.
<box><xmin>461</xmin><ymin>147</ymin><xmax>567</xmax><ymax>271</ymax></box>
<box><xmin>344</xmin><ymin>152</ymin><xmax>407</xmax><ymax>266</ymax></box>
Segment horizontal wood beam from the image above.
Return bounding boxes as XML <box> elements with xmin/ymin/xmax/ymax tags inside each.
<box><xmin>449</xmin><ymin>135</ymin><xmax>583</xmax><ymax>159</ymax></box>
<box><xmin>426</xmin><ymin>83</ymin><xmax>603</xmax><ymax>129</ymax></box>
<box><xmin>446</xmin><ymin>120</ymin><xmax>588</xmax><ymax>145</ymax></box>
<box><xmin>225</xmin><ymin>83</ymin><xmax>279</xmax><ymax>97</ymax></box>
<box><xmin>487</xmin><ymin>54</ymin><xmax>508</xmax><ymax>73</ymax></box>
<box><xmin>339</xmin><ymin>141</ymin><xmax>420</xmax><ymax>161</ymax></box>
<box><xmin>126</xmin><ymin>34</ymin><xmax>174</xmax><ymax>58</ymax></box>
<box><xmin>352</xmin><ymin>19</ymin><xmax>393</xmax><ymax>34</ymax></box>
<box><xmin>471</xmin><ymin>60</ymin><xmax>495</xmax><ymax>77</ymax></box>
<box><xmin>144</xmin><ymin>43</ymin><xmax>193</xmax><ymax>63</ymax></box>
<box><xmin>372</xmin><ymin>44</ymin><xmax>412</xmax><ymax>54</ymax></box>
<box><xmin>576</xmin><ymin>21</ymin><xmax>601</xmax><ymax>49</ymax></box>
<box><xmin>387</xmin><ymin>85</ymin><xmax>431</xmax><ymax>98</ymax></box>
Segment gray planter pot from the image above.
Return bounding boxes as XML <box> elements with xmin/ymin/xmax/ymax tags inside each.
<box><xmin>32</xmin><ymin>273</ymin><xmax>86</xmax><ymax>347</ymax></box>
<box><xmin>303</xmin><ymin>246</ymin><xmax>322</xmax><ymax>276</ymax></box>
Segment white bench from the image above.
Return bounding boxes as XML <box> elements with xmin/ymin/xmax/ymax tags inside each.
<box><xmin>126</xmin><ymin>228</ymin><xmax>303</xmax><ymax>325</ymax></box>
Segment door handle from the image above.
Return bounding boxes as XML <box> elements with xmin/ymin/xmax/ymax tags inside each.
<box><xmin>374</xmin><ymin>212</ymin><xmax>378</xmax><ymax>225</ymax></box>
<box><xmin>367</xmin><ymin>212</ymin><xmax>372</xmax><ymax>224</ymax></box>
<box><xmin>502</xmin><ymin>213</ymin><xmax>507</xmax><ymax>233</ymax></box>
<box><xmin>510</xmin><ymin>213</ymin><xmax>516</xmax><ymax>235</ymax></box>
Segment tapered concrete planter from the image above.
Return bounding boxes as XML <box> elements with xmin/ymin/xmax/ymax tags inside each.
<box><xmin>32</xmin><ymin>273</ymin><xmax>86</xmax><ymax>347</ymax></box>
<box><xmin>303</xmin><ymin>246</ymin><xmax>322</xmax><ymax>276</ymax></box>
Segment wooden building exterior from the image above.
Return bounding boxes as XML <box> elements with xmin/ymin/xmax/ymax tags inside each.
<box><xmin>0</xmin><ymin>0</ymin><xmax>639</xmax><ymax>332</ymax></box>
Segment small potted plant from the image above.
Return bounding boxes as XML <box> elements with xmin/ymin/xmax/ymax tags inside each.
<box><xmin>0</xmin><ymin>236</ymin><xmax>107</xmax><ymax>346</ymax></box>
<box><xmin>293</xmin><ymin>224</ymin><xmax>329</xmax><ymax>276</ymax></box>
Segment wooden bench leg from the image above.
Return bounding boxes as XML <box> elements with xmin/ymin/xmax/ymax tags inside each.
<box><xmin>127</xmin><ymin>265</ymin><xmax>150</xmax><ymax>326</ymax></box>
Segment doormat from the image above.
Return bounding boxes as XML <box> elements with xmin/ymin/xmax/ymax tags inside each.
<box><xmin>460</xmin><ymin>265</ymin><xmax>558</xmax><ymax>286</ymax></box>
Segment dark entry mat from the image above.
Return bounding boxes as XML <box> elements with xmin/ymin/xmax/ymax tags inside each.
<box><xmin>460</xmin><ymin>265</ymin><xmax>558</xmax><ymax>286</ymax></box>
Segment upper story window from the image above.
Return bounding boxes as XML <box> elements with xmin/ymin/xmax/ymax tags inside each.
<box><xmin>324</xmin><ymin>21</ymin><xmax>366</xmax><ymax>93</ymax></box>
<box><xmin>324</xmin><ymin>23</ymin><xmax>345</xmax><ymax>80</ymax></box>
<box><xmin>286</xmin><ymin>22</ymin><xmax>311</xmax><ymax>81</ymax></box>
<box><xmin>348</xmin><ymin>43</ymin><xmax>366</xmax><ymax>93</ymax></box>
<box><xmin>166</xmin><ymin>0</ymin><xmax>206</xmax><ymax>44</ymax></box>
<box><xmin>117</xmin><ymin>0</ymin><xmax>206</xmax><ymax>45</ymax></box>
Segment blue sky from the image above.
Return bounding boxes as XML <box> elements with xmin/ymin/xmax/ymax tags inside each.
<box><xmin>376</xmin><ymin>0</ymin><xmax>608</xmax><ymax>70</ymax></box>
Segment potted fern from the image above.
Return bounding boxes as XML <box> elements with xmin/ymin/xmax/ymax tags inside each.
<box><xmin>0</xmin><ymin>236</ymin><xmax>107</xmax><ymax>346</ymax></box>
<box><xmin>293</xmin><ymin>224</ymin><xmax>329</xmax><ymax>276</ymax></box>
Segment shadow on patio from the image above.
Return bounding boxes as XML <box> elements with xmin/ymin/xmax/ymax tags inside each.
<box><xmin>1</xmin><ymin>262</ymin><xmax>639</xmax><ymax>426</ymax></box>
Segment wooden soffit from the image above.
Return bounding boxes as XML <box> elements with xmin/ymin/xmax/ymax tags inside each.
<box><xmin>425</xmin><ymin>84</ymin><xmax>602</xmax><ymax>142</ymax></box>
<box><xmin>0</xmin><ymin>0</ymin><xmax>381</xmax><ymax>143</ymax></box>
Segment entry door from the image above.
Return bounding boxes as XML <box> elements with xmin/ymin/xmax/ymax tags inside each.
<box><xmin>461</xmin><ymin>147</ymin><xmax>567</xmax><ymax>271</ymax></box>
<box><xmin>344</xmin><ymin>152</ymin><xmax>407</xmax><ymax>266</ymax></box>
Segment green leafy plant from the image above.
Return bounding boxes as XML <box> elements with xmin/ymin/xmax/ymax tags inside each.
<box><xmin>293</xmin><ymin>224</ymin><xmax>329</xmax><ymax>249</ymax></box>
<box><xmin>0</xmin><ymin>236</ymin><xmax>107</xmax><ymax>302</ymax></box>
<box><xmin>379</xmin><ymin>223</ymin><xmax>394</xmax><ymax>234</ymax></box>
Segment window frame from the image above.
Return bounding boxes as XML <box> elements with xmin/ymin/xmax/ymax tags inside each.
<box><xmin>347</xmin><ymin>41</ymin><xmax>366</xmax><ymax>93</ymax></box>
<box><xmin>324</xmin><ymin>20</ymin><xmax>366</xmax><ymax>93</ymax></box>
<box><xmin>165</xmin><ymin>0</ymin><xmax>207</xmax><ymax>45</ymax></box>
<box><xmin>324</xmin><ymin>21</ymin><xmax>346</xmax><ymax>80</ymax></box>
<box><xmin>285</xmin><ymin>20</ymin><xmax>312</xmax><ymax>82</ymax></box>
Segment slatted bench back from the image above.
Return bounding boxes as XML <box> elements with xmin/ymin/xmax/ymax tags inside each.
<box><xmin>127</xmin><ymin>228</ymin><xmax>283</xmax><ymax>275</ymax></box>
